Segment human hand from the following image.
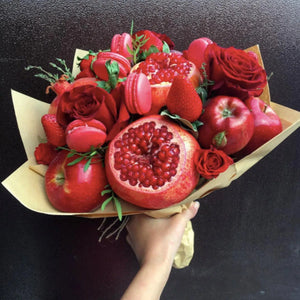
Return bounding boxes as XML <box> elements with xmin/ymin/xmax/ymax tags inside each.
<box><xmin>126</xmin><ymin>201</ymin><xmax>200</xmax><ymax>267</ymax></box>
<box><xmin>122</xmin><ymin>202</ymin><xmax>199</xmax><ymax>300</ymax></box>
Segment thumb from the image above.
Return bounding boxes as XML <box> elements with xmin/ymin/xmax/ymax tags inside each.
<box><xmin>182</xmin><ymin>201</ymin><xmax>200</xmax><ymax>221</ymax></box>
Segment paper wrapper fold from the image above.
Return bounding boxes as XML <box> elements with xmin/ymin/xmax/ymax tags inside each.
<box><xmin>2</xmin><ymin>45</ymin><xmax>300</xmax><ymax>268</ymax></box>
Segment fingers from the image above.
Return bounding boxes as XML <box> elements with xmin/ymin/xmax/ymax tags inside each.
<box><xmin>182</xmin><ymin>201</ymin><xmax>200</xmax><ymax>221</ymax></box>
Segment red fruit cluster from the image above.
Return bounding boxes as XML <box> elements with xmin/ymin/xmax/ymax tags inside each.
<box><xmin>30</xmin><ymin>28</ymin><xmax>282</xmax><ymax>213</ymax></box>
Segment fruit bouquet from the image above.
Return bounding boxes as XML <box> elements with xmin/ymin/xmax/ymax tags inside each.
<box><xmin>3</xmin><ymin>24</ymin><xmax>300</xmax><ymax>222</ymax></box>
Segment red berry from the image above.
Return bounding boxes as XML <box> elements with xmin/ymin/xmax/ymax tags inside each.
<box><xmin>41</xmin><ymin>114</ymin><xmax>66</xmax><ymax>147</ymax></box>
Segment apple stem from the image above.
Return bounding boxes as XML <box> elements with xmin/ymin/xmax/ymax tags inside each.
<box><xmin>55</xmin><ymin>172</ymin><xmax>65</xmax><ymax>185</ymax></box>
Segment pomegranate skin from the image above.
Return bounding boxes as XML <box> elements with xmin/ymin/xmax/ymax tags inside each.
<box><xmin>105</xmin><ymin>115</ymin><xmax>200</xmax><ymax>209</ymax></box>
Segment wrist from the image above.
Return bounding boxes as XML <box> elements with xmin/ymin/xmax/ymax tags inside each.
<box><xmin>141</xmin><ymin>244</ymin><xmax>175</xmax><ymax>270</ymax></box>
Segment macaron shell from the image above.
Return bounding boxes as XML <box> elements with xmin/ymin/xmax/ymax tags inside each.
<box><xmin>124</xmin><ymin>73</ymin><xmax>137</xmax><ymax>114</ymax></box>
<box><xmin>66</xmin><ymin>126</ymin><xmax>107</xmax><ymax>153</ymax></box>
<box><xmin>66</xmin><ymin>119</ymin><xmax>107</xmax><ymax>152</ymax></box>
<box><xmin>111</xmin><ymin>33</ymin><xmax>133</xmax><ymax>60</ymax></box>
<box><xmin>133</xmin><ymin>73</ymin><xmax>152</xmax><ymax>115</ymax></box>
<box><xmin>111</xmin><ymin>34</ymin><xmax>122</xmax><ymax>52</ymax></box>
<box><xmin>125</xmin><ymin>73</ymin><xmax>152</xmax><ymax>115</ymax></box>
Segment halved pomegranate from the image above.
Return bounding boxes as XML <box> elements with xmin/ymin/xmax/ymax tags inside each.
<box><xmin>105</xmin><ymin>115</ymin><xmax>200</xmax><ymax>209</ymax></box>
<box><xmin>131</xmin><ymin>52</ymin><xmax>201</xmax><ymax>115</ymax></box>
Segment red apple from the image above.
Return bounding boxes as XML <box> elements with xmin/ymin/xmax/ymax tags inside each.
<box><xmin>242</xmin><ymin>97</ymin><xmax>283</xmax><ymax>155</ymax></box>
<box><xmin>45</xmin><ymin>150</ymin><xmax>108</xmax><ymax>212</ymax></box>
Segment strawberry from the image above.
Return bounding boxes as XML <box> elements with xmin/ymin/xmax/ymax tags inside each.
<box><xmin>166</xmin><ymin>75</ymin><xmax>203</xmax><ymax>122</ymax></box>
<box><xmin>41</xmin><ymin>114</ymin><xmax>66</xmax><ymax>147</ymax></box>
<box><xmin>79</xmin><ymin>54</ymin><xmax>96</xmax><ymax>71</ymax></box>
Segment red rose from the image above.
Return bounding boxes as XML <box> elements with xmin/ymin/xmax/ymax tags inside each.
<box><xmin>56</xmin><ymin>84</ymin><xmax>118</xmax><ymax>133</ymax></box>
<box><xmin>205</xmin><ymin>43</ymin><xmax>267</xmax><ymax>100</ymax></box>
<box><xmin>34</xmin><ymin>142</ymin><xmax>58</xmax><ymax>165</ymax></box>
<box><xmin>194</xmin><ymin>147</ymin><xmax>234</xmax><ymax>179</ymax></box>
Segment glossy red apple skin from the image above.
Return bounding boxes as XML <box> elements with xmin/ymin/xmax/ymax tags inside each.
<box><xmin>45</xmin><ymin>150</ymin><xmax>108</xmax><ymax>212</ymax></box>
<box><xmin>242</xmin><ymin>97</ymin><xmax>283</xmax><ymax>155</ymax></box>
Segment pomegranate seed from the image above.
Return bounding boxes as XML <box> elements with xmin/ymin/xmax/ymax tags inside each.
<box><xmin>157</xmin><ymin>178</ymin><xmax>165</xmax><ymax>186</ymax></box>
<box><xmin>115</xmin><ymin>140</ymin><xmax>123</xmax><ymax>148</ymax></box>
<box><xmin>120</xmin><ymin>174</ymin><xmax>127</xmax><ymax>181</ymax></box>
<box><xmin>136</xmin><ymin>52</ymin><xmax>193</xmax><ymax>84</ymax></box>
<box><xmin>170</xmin><ymin>169</ymin><xmax>177</xmax><ymax>176</ymax></box>
<box><xmin>113</xmin><ymin>121</ymin><xmax>181</xmax><ymax>189</ymax></box>
<box><xmin>163</xmin><ymin>171</ymin><xmax>171</xmax><ymax>180</ymax></box>
<box><xmin>162</xmin><ymin>162</ymin><xmax>171</xmax><ymax>171</ymax></box>
<box><xmin>129</xmin><ymin>178</ymin><xmax>138</xmax><ymax>186</ymax></box>
<box><xmin>143</xmin><ymin>180</ymin><xmax>151</xmax><ymax>187</ymax></box>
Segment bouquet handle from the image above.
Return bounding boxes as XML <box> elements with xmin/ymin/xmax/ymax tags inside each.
<box><xmin>144</xmin><ymin>202</ymin><xmax>196</xmax><ymax>269</ymax></box>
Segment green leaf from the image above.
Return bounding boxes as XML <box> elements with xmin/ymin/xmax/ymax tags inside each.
<box><xmin>191</xmin><ymin>120</ymin><xmax>203</xmax><ymax>131</ymax></box>
<box><xmin>67</xmin><ymin>152</ymin><xmax>77</xmax><ymax>158</ymax></box>
<box><xmin>141</xmin><ymin>45</ymin><xmax>159</xmax><ymax>60</ymax></box>
<box><xmin>213</xmin><ymin>131</ymin><xmax>227</xmax><ymax>148</ymax></box>
<box><xmin>162</xmin><ymin>41</ymin><xmax>170</xmax><ymax>53</ymax></box>
<box><xmin>126</xmin><ymin>44</ymin><xmax>134</xmax><ymax>55</ymax></box>
<box><xmin>49</xmin><ymin>62</ymin><xmax>65</xmax><ymax>75</ymax></box>
<box><xmin>161</xmin><ymin>109</ymin><xmax>200</xmax><ymax>138</ymax></box>
<box><xmin>106</xmin><ymin>60</ymin><xmax>120</xmax><ymax>89</ymax></box>
<box><xmin>161</xmin><ymin>109</ymin><xmax>181</xmax><ymax>120</ymax></box>
<box><xmin>67</xmin><ymin>156</ymin><xmax>85</xmax><ymax>166</ymax></box>
<box><xmin>130</xmin><ymin>20</ymin><xmax>134</xmax><ymax>36</ymax></box>
<box><xmin>25</xmin><ymin>65</ymin><xmax>58</xmax><ymax>83</ymax></box>
<box><xmin>101</xmin><ymin>189</ymin><xmax>112</xmax><ymax>196</ymax></box>
<box><xmin>97</xmin><ymin>80</ymin><xmax>111</xmax><ymax>92</ymax></box>
<box><xmin>34</xmin><ymin>73</ymin><xmax>57</xmax><ymax>82</ymax></box>
<box><xmin>25</xmin><ymin>58</ymin><xmax>75</xmax><ymax>83</ymax></box>
<box><xmin>114</xmin><ymin>198</ymin><xmax>123</xmax><ymax>221</ymax></box>
<box><xmin>84</xmin><ymin>157</ymin><xmax>92</xmax><ymax>172</ymax></box>
<box><xmin>101</xmin><ymin>197</ymin><xmax>113</xmax><ymax>211</ymax></box>
<box><xmin>196</xmin><ymin>86</ymin><xmax>208</xmax><ymax>104</ymax></box>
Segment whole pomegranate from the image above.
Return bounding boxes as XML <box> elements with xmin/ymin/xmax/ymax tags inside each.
<box><xmin>131</xmin><ymin>52</ymin><xmax>201</xmax><ymax>115</ymax></box>
<box><xmin>105</xmin><ymin>115</ymin><xmax>200</xmax><ymax>209</ymax></box>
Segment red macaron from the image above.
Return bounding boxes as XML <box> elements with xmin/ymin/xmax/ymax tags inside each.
<box><xmin>66</xmin><ymin>119</ymin><xmax>107</xmax><ymax>153</ymax></box>
<box><xmin>110</xmin><ymin>32</ymin><xmax>133</xmax><ymax>61</ymax></box>
<box><xmin>124</xmin><ymin>72</ymin><xmax>152</xmax><ymax>115</ymax></box>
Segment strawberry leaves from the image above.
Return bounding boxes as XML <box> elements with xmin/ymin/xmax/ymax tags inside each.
<box><xmin>97</xmin><ymin>60</ymin><xmax>127</xmax><ymax>93</ymax></box>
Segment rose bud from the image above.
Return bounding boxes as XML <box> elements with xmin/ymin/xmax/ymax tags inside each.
<box><xmin>66</xmin><ymin>119</ymin><xmax>107</xmax><ymax>152</ymax></box>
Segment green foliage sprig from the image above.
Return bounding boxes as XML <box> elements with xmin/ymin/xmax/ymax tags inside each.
<box><xmin>161</xmin><ymin>109</ymin><xmax>202</xmax><ymax>138</ymax></box>
<box><xmin>101</xmin><ymin>185</ymin><xmax>123</xmax><ymax>221</ymax></box>
<box><xmin>25</xmin><ymin>58</ymin><xmax>75</xmax><ymax>83</ymax></box>
<box><xmin>58</xmin><ymin>145</ymin><xmax>106</xmax><ymax>172</ymax></box>
<box><xmin>196</xmin><ymin>63</ymin><xmax>214</xmax><ymax>104</ymax></box>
